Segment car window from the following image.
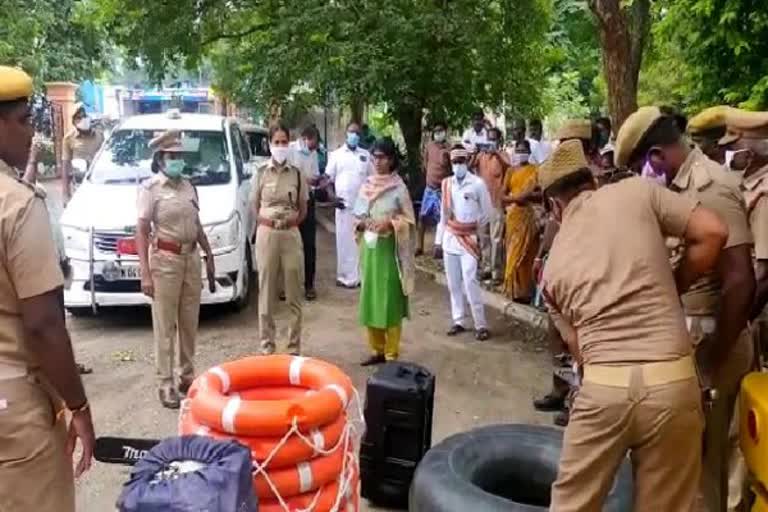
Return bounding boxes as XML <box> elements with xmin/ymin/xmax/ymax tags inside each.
<box><xmin>232</xmin><ymin>125</ymin><xmax>251</xmax><ymax>163</ymax></box>
<box><xmin>230</xmin><ymin>125</ymin><xmax>251</xmax><ymax>181</ymax></box>
<box><xmin>89</xmin><ymin>129</ymin><xmax>231</xmax><ymax>186</ymax></box>
<box><xmin>245</xmin><ymin>130</ymin><xmax>270</xmax><ymax>157</ymax></box>
<box><xmin>229</xmin><ymin>126</ymin><xmax>245</xmax><ymax>180</ymax></box>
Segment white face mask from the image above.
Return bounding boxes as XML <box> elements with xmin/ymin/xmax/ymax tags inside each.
<box><xmin>452</xmin><ymin>163</ymin><xmax>468</xmax><ymax>179</ymax></box>
<box><xmin>75</xmin><ymin>117</ymin><xmax>91</xmax><ymax>131</ymax></box>
<box><xmin>433</xmin><ymin>131</ymin><xmax>446</xmax><ymax>142</ymax></box>
<box><xmin>270</xmin><ymin>146</ymin><xmax>290</xmax><ymax>164</ymax></box>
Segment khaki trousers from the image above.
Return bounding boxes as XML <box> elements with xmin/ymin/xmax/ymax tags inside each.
<box><xmin>256</xmin><ymin>226</ymin><xmax>304</xmax><ymax>354</ymax></box>
<box><xmin>0</xmin><ymin>376</ymin><xmax>74</xmax><ymax>512</ymax></box>
<box><xmin>481</xmin><ymin>207</ymin><xmax>505</xmax><ymax>280</ymax></box>
<box><xmin>551</xmin><ymin>374</ymin><xmax>703</xmax><ymax>512</ymax></box>
<box><xmin>150</xmin><ymin>249</ymin><xmax>201</xmax><ymax>387</ymax></box>
<box><xmin>690</xmin><ymin>320</ymin><xmax>754</xmax><ymax>512</ymax></box>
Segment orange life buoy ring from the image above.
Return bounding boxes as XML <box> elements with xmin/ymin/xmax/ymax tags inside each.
<box><xmin>258</xmin><ymin>462</ymin><xmax>360</xmax><ymax>512</ymax></box>
<box><xmin>191</xmin><ymin>355</ymin><xmax>354</xmax><ymax>437</ymax></box>
<box><xmin>253</xmin><ymin>440</ymin><xmax>346</xmax><ymax>499</ymax></box>
<box><xmin>179</xmin><ymin>403</ymin><xmax>347</xmax><ymax>469</ymax></box>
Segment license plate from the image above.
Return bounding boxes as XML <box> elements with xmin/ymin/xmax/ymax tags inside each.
<box><xmin>119</xmin><ymin>265</ymin><xmax>141</xmax><ymax>280</ymax></box>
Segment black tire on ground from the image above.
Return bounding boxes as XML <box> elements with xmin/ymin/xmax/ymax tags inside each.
<box><xmin>67</xmin><ymin>307</ymin><xmax>95</xmax><ymax>318</ymax></box>
<box><xmin>232</xmin><ymin>244</ymin><xmax>253</xmax><ymax>312</ymax></box>
<box><xmin>409</xmin><ymin>424</ymin><xmax>633</xmax><ymax>512</ymax></box>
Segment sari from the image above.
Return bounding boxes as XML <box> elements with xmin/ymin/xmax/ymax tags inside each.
<box><xmin>502</xmin><ymin>164</ymin><xmax>539</xmax><ymax>300</ymax></box>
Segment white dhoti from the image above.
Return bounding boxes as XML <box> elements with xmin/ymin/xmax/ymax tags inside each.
<box><xmin>335</xmin><ymin>208</ymin><xmax>360</xmax><ymax>287</ymax></box>
<box><xmin>444</xmin><ymin>251</ymin><xmax>487</xmax><ymax>330</ymax></box>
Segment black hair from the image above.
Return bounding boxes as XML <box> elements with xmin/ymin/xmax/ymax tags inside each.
<box><xmin>371</xmin><ymin>137</ymin><xmax>400</xmax><ymax>172</ymax></box>
<box><xmin>659</xmin><ymin>105</ymin><xmax>688</xmax><ymax>133</ymax></box>
<box><xmin>471</xmin><ymin>110</ymin><xmax>484</xmax><ymax>119</ymax></box>
<box><xmin>301</xmin><ymin>124</ymin><xmax>320</xmax><ymax>139</ymax></box>
<box><xmin>432</xmin><ymin>120</ymin><xmax>447</xmax><ymax>130</ymax></box>
<box><xmin>0</xmin><ymin>98</ymin><xmax>27</xmax><ymax>119</ymax></box>
<box><xmin>529</xmin><ymin>119</ymin><xmax>542</xmax><ymax>128</ymax></box>
<box><xmin>268</xmin><ymin>121</ymin><xmax>290</xmax><ymax>142</ymax></box>
<box><xmin>151</xmin><ymin>152</ymin><xmax>163</xmax><ymax>174</ymax></box>
<box><xmin>489</xmin><ymin>127</ymin><xmax>503</xmax><ymax>141</ymax></box>
<box><xmin>515</xmin><ymin>139</ymin><xmax>532</xmax><ymax>152</ymax></box>
<box><xmin>544</xmin><ymin>168</ymin><xmax>595</xmax><ymax>200</ymax></box>
<box><xmin>595</xmin><ymin>116</ymin><xmax>611</xmax><ymax>131</ymax></box>
<box><xmin>346</xmin><ymin>120</ymin><xmax>360</xmax><ymax>130</ymax></box>
<box><xmin>627</xmin><ymin>115</ymin><xmax>682</xmax><ymax>167</ymax></box>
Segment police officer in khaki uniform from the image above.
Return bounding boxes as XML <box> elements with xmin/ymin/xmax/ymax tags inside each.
<box><xmin>250</xmin><ymin>122</ymin><xmax>309</xmax><ymax>355</ymax></box>
<box><xmin>541</xmin><ymin>140</ymin><xmax>728</xmax><ymax>511</ymax></box>
<box><xmin>137</xmin><ymin>130</ymin><xmax>215</xmax><ymax>409</ymax></box>
<box><xmin>62</xmin><ymin>102</ymin><xmax>104</xmax><ymax>203</ymax></box>
<box><xmin>0</xmin><ymin>66</ymin><xmax>94</xmax><ymax>512</ymax></box>
<box><xmin>616</xmin><ymin>106</ymin><xmax>756</xmax><ymax>512</ymax></box>
<box><xmin>714</xmin><ymin>109</ymin><xmax>768</xmax><ymax>512</ymax></box>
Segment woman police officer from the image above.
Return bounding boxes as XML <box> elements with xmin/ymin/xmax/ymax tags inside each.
<box><xmin>250</xmin><ymin>122</ymin><xmax>309</xmax><ymax>356</ymax></box>
<box><xmin>136</xmin><ymin>130</ymin><xmax>215</xmax><ymax>409</ymax></box>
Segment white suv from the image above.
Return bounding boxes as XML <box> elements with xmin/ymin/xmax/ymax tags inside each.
<box><xmin>60</xmin><ymin>111</ymin><xmax>256</xmax><ymax>315</ymax></box>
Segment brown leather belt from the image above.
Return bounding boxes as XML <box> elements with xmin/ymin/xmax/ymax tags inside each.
<box><xmin>258</xmin><ymin>217</ymin><xmax>298</xmax><ymax>230</ymax></box>
<box><xmin>156</xmin><ymin>238</ymin><xmax>196</xmax><ymax>255</ymax></box>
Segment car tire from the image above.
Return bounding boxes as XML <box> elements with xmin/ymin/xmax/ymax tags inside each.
<box><xmin>409</xmin><ymin>424</ymin><xmax>633</xmax><ymax>512</ymax></box>
<box><xmin>67</xmin><ymin>307</ymin><xmax>95</xmax><ymax>318</ymax></box>
<box><xmin>233</xmin><ymin>244</ymin><xmax>253</xmax><ymax>311</ymax></box>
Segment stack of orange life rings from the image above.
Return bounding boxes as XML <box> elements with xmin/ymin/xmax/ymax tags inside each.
<box><xmin>179</xmin><ymin>355</ymin><xmax>360</xmax><ymax>512</ymax></box>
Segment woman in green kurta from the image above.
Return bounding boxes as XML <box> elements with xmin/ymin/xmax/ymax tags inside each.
<box><xmin>353</xmin><ymin>138</ymin><xmax>416</xmax><ymax>366</ymax></box>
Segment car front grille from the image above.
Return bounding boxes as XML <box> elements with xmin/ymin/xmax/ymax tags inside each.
<box><xmin>93</xmin><ymin>231</ymin><xmax>131</xmax><ymax>254</ymax></box>
<box><xmin>84</xmin><ymin>276</ymin><xmax>141</xmax><ymax>293</ymax></box>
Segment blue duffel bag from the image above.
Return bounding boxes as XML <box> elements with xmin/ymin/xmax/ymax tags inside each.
<box><xmin>117</xmin><ymin>435</ymin><xmax>257</xmax><ymax>512</ymax></box>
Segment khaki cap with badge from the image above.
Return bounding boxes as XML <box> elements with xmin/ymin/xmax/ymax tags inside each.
<box><xmin>555</xmin><ymin>119</ymin><xmax>592</xmax><ymax>141</ymax></box>
<box><xmin>614</xmin><ymin>106</ymin><xmax>664</xmax><ymax>168</ymax></box>
<box><xmin>149</xmin><ymin>130</ymin><xmax>187</xmax><ymax>153</ymax></box>
<box><xmin>538</xmin><ymin>139</ymin><xmax>589</xmax><ymax>191</ymax></box>
<box><xmin>0</xmin><ymin>66</ymin><xmax>33</xmax><ymax>101</ymax></box>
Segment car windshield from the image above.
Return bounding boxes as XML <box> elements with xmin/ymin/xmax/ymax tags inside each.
<box><xmin>89</xmin><ymin>129</ymin><xmax>231</xmax><ymax>186</ymax></box>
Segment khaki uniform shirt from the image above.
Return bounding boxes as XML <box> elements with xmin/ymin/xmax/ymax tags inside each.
<box><xmin>62</xmin><ymin>129</ymin><xmax>104</xmax><ymax>162</ymax></box>
<box><xmin>137</xmin><ymin>175</ymin><xmax>201</xmax><ymax>244</ymax></box>
<box><xmin>0</xmin><ymin>160</ymin><xmax>64</xmax><ymax>374</ymax></box>
<box><xmin>742</xmin><ymin>164</ymin><xmax>768</xmax><ymax>261</ymax></box>
<box><xmin>543</xmin><ymin>178</ymin><xmax>698</xmax><ymax>365</ymax></box>
<box><xmin>250</xmin><ymin>161</ymin><xmax>309</xmax><ymax>221</ymax></box>
<box><xmin>670</xmin><ymin>148</ymin><xmax>752</xmax><ymax>314</ymax></box>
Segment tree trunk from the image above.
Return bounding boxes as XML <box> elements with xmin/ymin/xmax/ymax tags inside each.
<box><xmin>350</xmin><ymin>97</ymin><xmax>365</xmax><ymax>125</ymax></box>
<box><xmin>394</xmin><ymin>101</ymin><xmax>424</xmax><ymax>193</ymax></box>
<box><xmin>589</xmin><ymin>0</ymin><xmax>650</xmax><ymax>128</ymax></box>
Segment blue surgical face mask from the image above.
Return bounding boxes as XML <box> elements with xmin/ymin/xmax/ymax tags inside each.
<box><xmin>164</xmin><ymin>159</ymin><xmax>185</xmax><ymax>179</ymax></box>
<box><xmin>453</xmin><ymin>163</ymin><xmax>468</xmax><ymax>179</ymax></box>
<box><xmin>346</xmin><ymin>132</ymin><xmax>360</xmax><ymax>148</ymax></box>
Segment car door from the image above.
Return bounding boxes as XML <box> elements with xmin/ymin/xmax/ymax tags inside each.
<box><xmin>229</xmin><ymin>123</ymin><xmax>255</xmax><ymax>271</ymax></box>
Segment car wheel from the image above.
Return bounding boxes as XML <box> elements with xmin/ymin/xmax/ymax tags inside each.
<box><xmin>233</xmin><ymin>244</ymin><xmax>253</xmax><ymax>311</ymax></box>
<box><xmin>409</xmin><ymin>424</ymin><xmax>633</xmax><ymax>512</ymax></box>
<box><xmin>67</xmin><ymin>307</ymin><xmax>94</xmax><ymax>318</ymax></box>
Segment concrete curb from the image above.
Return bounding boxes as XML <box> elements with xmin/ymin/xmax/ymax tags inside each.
<box><xmin>315</xmin><ymin>205</ymin><xmax>547</xmax><ymax>330</ymax></box>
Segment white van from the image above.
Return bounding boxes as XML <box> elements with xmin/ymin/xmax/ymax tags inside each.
<box><xmin>60</xmin><ymin>111</ymin><xmax>256</xmax><ymax>315</ymax></box>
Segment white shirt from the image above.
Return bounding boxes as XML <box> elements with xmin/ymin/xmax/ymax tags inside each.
<box><xmin>326</xmin><ymin>145</ymin><xmax>374</xmax><ymax>204</ymax></box>
<box><xmin>528</xmin><ymin>138</ymin><xmax>552</xmax><ymax>165</ymax></box>
<box><xmin>437</xmin><ymin>173</ymin><xmax>493</xmax><ymax>255</ymax></box>
<box><xmin>462</xmin><ymin>127</ymin><xmax>489</xmax><ymax>150</ymax></box>
<box><xmin>288</xmin><ymin>140</ymin><xmax>320</xmax><ymax>182</ymax></box>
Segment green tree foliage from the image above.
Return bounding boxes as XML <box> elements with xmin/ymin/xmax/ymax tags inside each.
<box><xmin>655</xmin><ymin>0</ymin><xmax>768</xmax><ymax>111</ymax></box>
<box><xmin>93</xmin><ymin>0</ymin><xmax>550</xmax><ymax>183</ymax></box>
<box><xmin>0</xmin><ymin>0</ymin><xmax>108</xmax><ymax>84</ymax></box>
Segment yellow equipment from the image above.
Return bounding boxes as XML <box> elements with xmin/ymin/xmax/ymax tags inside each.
<box><xmin>741</xmin><ymin>372</ymin><xmax>768</xmax><ymax>511</ymax></box>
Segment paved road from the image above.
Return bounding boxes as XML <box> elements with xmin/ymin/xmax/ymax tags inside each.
<box><xmin>69</xmin><ymin>226</ymin><xmax>552</xmax><ymax>511</ymax></box>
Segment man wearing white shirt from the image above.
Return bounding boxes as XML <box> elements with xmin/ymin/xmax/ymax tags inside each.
<box><xmin>462</xmin><ymin>111</ymin><xmax>489</xmax><ymax>151</ymax></box>
<box><xmin>325</xmin><ymin>121</ymin><xmax>374</xmax><ymax>288</ymax></box>
<box><xmin>529</xmin><ymin>119</ymin><xmax>552</xmax><ymax>164</ymax></box>
<box><xmin>436</xmin><ymin>147</ymin><xmax>493</xmax><ymax>341</ymax></box>
<box><xmin>289</xmin><ymin>125</ymin><xmax>322</xmax><ymax>300</ymax></box>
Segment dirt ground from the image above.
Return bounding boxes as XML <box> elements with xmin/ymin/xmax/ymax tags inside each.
<box><xmin>70</xmin><ymin>226</ymin><xmax>553</xmax><ymax>511</ymax></box>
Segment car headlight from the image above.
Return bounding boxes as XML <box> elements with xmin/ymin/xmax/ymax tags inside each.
<box><xmin>61</xmin><ymin>225</ymin><xmax>90</xmax><ymax>256</ymax></box>
<box><xmin>204</xmin><ymin>213</ymin><xmax>240</xmax><ymax>255</ymax></box>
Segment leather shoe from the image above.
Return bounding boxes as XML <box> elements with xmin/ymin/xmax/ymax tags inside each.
<box><xmin>533</xmin><ymin>393</ymin><xmax>566</xmax><ymax>412</ymax></box>
<box><xmin>360</xmin><ymin>354</ymin><xmax>386</xmax><ymax>367</ymax></box>
<box><xmin>475</xmin><ymin>328</ymin><xmax>491</xmax><ymax>341</ymax></box>
<box><xmin>158</xmin><ymin>387</ymin><xmax>181</xmax><ymax>409</ymax></box>
<box><xmin>446</xmin><ymin>324</ymin><xmax>466</xmax><ymax>336</ymax></box>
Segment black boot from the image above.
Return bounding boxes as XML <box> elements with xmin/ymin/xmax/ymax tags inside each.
<box><xmin>533</xmin><ymin>393</ymin><xmax>566</xmax><ymax>412</ymax></box>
